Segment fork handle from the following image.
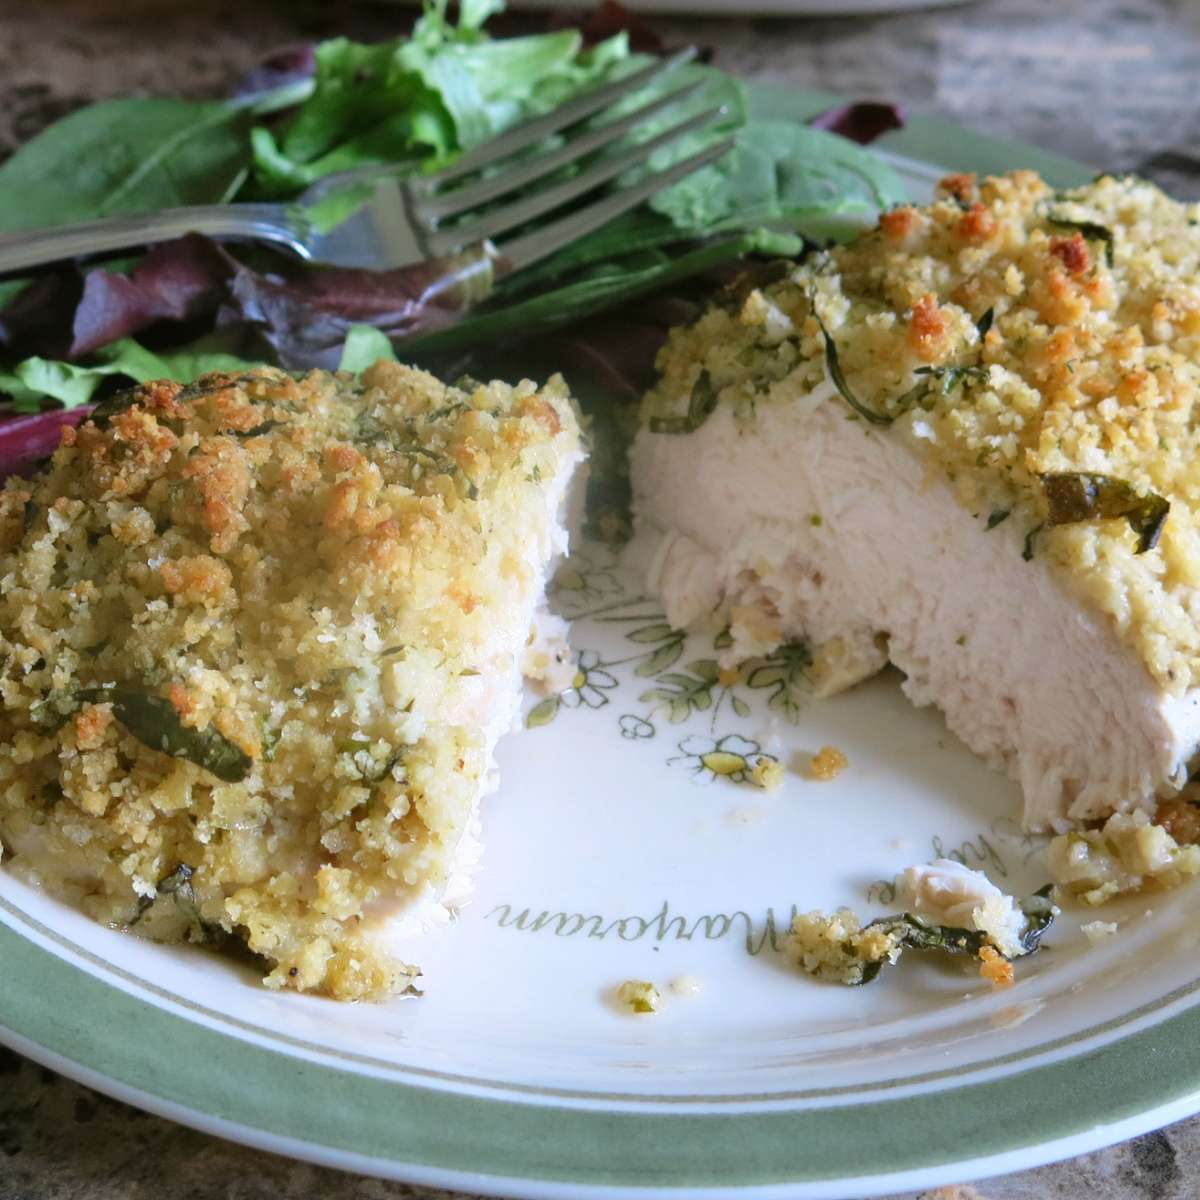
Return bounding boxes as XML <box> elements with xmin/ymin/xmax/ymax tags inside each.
<box><xmin>0</xmin><ymin>204</ymin><xmax>303</xmax><ymax>275</ymax></box>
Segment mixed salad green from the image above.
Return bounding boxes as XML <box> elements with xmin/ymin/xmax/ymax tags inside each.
<box><xmin>0</xmin><ymin>0</ymin><xmax>906</xmax><ymax>434</ymax></box>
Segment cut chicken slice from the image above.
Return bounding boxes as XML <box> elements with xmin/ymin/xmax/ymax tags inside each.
<box><xmin>632</xmin><ymin>170</ymin><xmax>1200</xmax><ymax>831</ymax></box>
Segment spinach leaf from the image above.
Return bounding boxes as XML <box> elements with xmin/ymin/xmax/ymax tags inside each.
<box><xmin>78</xmin><ymin>686</ymin><xmax>252</xmax><ymax>783</ymax></box>
<box><xmin>648</xmin><ymin>369</ymin><xmax>718</xmax><ymax>434</ymax></box>
<box><xmin>1040</xmin><ymin>471</ymin><xmax>1169</xmax><ymax>554</ymax></box>
<box><xmin>1018</xmin><ymin>885</ymin><xmax>1057</xmax><ymax>954</ymax></box>
<box><xmin>405</xmin><ymin>228</ymin><xmax>801</xmax><ymax>357</ymax></box>
<box><xmin>853</xmin><ymin>885</ymin><xmax>1059</xmax><ymax>985</ymax></box>
<box><xmin>0</xmin><ymin>99</ymin><xmax>251</xmax><ymax>232</ymax></box>
<box><xmin>649</xmin><ymin>119</ymin><xmax>908</xmax><ymax>236</ymax></box>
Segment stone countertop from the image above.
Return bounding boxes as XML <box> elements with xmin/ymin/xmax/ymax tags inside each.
<box><xmin>1</xmin><ymin>0</ymin><xmax>1199</xmax><ymax>1197</ymax></box>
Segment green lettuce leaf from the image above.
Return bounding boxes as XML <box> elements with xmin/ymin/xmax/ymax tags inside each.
<box><xmin>338</xmin><ymin>324</ymin><xmax>398</xmax><ymax>372</ymax></box>
<box><xmin>649</xmin><ymin>120</ymin><xmax>908</xmax><ymax>234</ymax></box>
<box><xmin>0</xmin><ymin>99</ymin><xmax>252</xmax><ymax>231</ymax></box>
<box><xmin>0</xmin><ymin>339</ymin><xmax>255</xmax><ymax>413</ymax></box>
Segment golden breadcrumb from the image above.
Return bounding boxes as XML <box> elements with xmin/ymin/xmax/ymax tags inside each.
<box><xmin>809</xmin><ymin>745</ymin><xmax>848</xmax><ymax>781</ymax></box>
<box><xmin>977</xmin><ymin>944</ymin><xmax>1014</xmax><ymax>987</ymax></box>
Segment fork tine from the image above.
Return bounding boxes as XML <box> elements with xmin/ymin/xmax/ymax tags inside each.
<box><xmin>498</xmin><ymin>135</ymin><xmax>737</xmax><ymax>276</ymax></box>
<box><xmin>416</xmin><ymin>48</ymin><xmax>698</xmax><ymax>191</ymax></box>
<box><xmin>422</xmin><ymin>106</ymin><xmax>728</xmax><ymax>257</ymax></box>
<box><xmin>414</xmin><ymin>77</ymin><xmax>708</xmax><ymax>224</ymax></box>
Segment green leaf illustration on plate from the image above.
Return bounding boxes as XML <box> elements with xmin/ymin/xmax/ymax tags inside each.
<box><xmin>639</xmin><ymin>660</ymin><xmax>720</xmax><ymax>724</ymax></box>
<box><xmin>625</xmin><ymin>621</ymin><xmax>687</xmax><ymax>677</ymax></box>
<box><xmin>745</xmin><ymin>640</ymin><xmax>813</xmax><ymax>722</ymax></box>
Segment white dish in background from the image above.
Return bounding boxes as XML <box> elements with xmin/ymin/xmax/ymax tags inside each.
<box><xmin>508</xmin><ymin>0</ymin><xmax>967</xmax><ymax>13</ymax></box>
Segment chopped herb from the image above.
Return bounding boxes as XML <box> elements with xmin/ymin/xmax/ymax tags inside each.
<box><xmin>233</xmin><ymin>419</ymin><xmax>282</xmax><ymax>439</ymax></box>
<box><xmin>1040</xmin><ymin>472</ymin><xmax>1169</xmax><ymax>554</ymax></box>
<box><xmin>22</xmin><ymin>499</ymin><xmax>37</xmax><ymax>534</ymax></box>
<box><xmin>77</xmin><ymin>685</ymin><xmax>252</xmax><ymax>782</ymax></box>
<box><xmin>1047</xmin><ymin>215</ymin><xmax>1115</xmax><ymax>267</ymax></box>
<box><xmin>884</xmin><ymin>362</ymin><xmax>990</xmax><ymax>421</ymax></box>
<box><xmin>1022</xmin><ymin>523</ymin><xmax>1044</xmax><ymax>562</ymax></box>
<box><xmin>814</xmin><ymin>314</ymin><xmax>893</xmax><ymax>425</ymax></box>
<box><xmin>915</xmin><ymin>364</ymin><xmax>989</xmax><ymax>396</ymax></box>
<box><xmin>648</xmin><ymin>369</ymin><xmax>721</xmax><ymax>435</ymax></box>
<box><xmin>89</xmin><ymin>386</ymin><xmax>139</xmax><ymax>427</ymax></box>
<box><xmin>810</xmin><ymin>513</ymin><xmax>823</xmax><ymax>527</ymax></box>
<box><xmin>986</xmin><ymin>509</ymin><xmax>1010</xmax><ymax>530</ymax></box>
<box><xmin>157</xmin><ymin>862</ymin><xmax>195</xmax><ymax>899</ymax></box>
<box><xmin>261</xmin><ymin>719</ymin><xmax>280</xmax><ymax>762</ymax></box>
<box><xmin>976</xmin><ymin>307</ymin><xmax>995</xmax><ymax>338</ymax></box>
<box><xmin>380</xmin><ymin>645</ymin><xmax>405</xmax><ymax>658</ymax></box>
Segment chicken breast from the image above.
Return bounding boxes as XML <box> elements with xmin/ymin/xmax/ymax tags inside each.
<box><xmin>633</xmin><ymin>170</ymin><xmax>1200</xmax><ymax>832</ymax></box>
<box><xmin>0</xmin><ymin>362</ymin><xmax>583</xmax><ymax>998</ymax></box>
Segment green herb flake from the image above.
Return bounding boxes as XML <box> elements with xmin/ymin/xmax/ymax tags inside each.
<box><xmin>975</xmin><ymin>307</ymin><xmax>995</xmax><ymax>338</ymax></box>
<box><xmin>1022</xmin><ymin>523</ymin><xmax>1044</xmax><ymax>562</ymax></box>
<box><xmin>1040</xmin><ymin>472</ymin><xmax>1169</xmax><ymax>554</ymax></box>
<box><xmin>232</xmin><ymin>419</ymin><xmax>282</xmax><ymax>439</ymax></box>
<box><xmin>915</xmin><ymin>364</ymin><xmax>989</xmax><ymax>396</ymax></box>
<box><xmin>986</xmin><ymin>509</ymin><xmax>1010</xmax><ymax>530</ymax></box>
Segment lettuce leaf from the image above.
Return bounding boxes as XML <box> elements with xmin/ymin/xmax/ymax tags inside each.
<box><xmin>0</xmin><ymin>99</ymin><xmax>252</xmax><ymax>232</ymax></box>
<box><xmin>0</xmin><ymin>339</ymin><xmax>253</xmax><ymax>413</ymax></box>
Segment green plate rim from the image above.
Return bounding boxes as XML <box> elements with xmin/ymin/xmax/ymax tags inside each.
<box><xmin>0</xmin><ymin>88</ymin><xmax>1176</xmax><ymax>1198</ymax></box>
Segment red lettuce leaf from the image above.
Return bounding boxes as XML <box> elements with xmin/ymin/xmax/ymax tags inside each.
<box><xmin>0</xmin><ymin>406</ymin><xmax>90</xmax><ymax>479</ymax></box>
<box><xmin>0</xmin><ymin>270</ymin><xmax>84</xmax><ymax>359</ymax></box>
<box><xmin>547</xmin><ymin>0</ymin><xmax>669</xmax><ymax>55</ymax></box>
<box><xmin>809</xmin><ymin>101</ymin><xmax>906</xmax><ymax>146</ymax></box>
<box><xmin>70</xmin><ymin>235</ymin><xmax>233</xmax><ymax>356</ymax></box>
<box><xmin>0</xmin><ymin>235</ymin><xmax>232</xmax><ymax>361</ymax></box>
<box><xmin>224</xmin><ymin>245</ymin><xmax>500</xmax><ymax>369</ymax></box>
<box><xmin>232</xmin><ymin>45</ymin><xmax>318</xmax><ymax>102</ymax></box>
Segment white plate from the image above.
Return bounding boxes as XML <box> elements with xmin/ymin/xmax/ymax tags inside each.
<box><xmin>6</xmin><ymin>95</ymin><xmax>1194</xmax><ymax>1200</ymax></box>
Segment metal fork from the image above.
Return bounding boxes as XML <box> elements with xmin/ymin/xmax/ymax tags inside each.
<box><xmin>0</xmin><ymin>50</ymin><xmax>733</xmax><ymax>282</ymax></box>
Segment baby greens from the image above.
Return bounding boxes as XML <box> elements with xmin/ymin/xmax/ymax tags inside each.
<box><xmin>1040</xmin><ymin>471</ymin><xmax>1169</xmax><ymax>554</ymax></box>
<box><xmin>0</xmin><ymin>0</ymin><xmax>907</xmax><ymax>417</ymax></box>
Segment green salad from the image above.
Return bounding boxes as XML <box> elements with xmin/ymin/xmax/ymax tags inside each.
<box><xmin>0</xmin><ymin>0</ymin><xmax>906</xmax><ymax>417</ymax></box>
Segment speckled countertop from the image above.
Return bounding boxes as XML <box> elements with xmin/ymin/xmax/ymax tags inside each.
<box><xmin>2</xmin><ymin>1</ymin><xmax>1200</xmax><ymax>1197</ymax></box>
